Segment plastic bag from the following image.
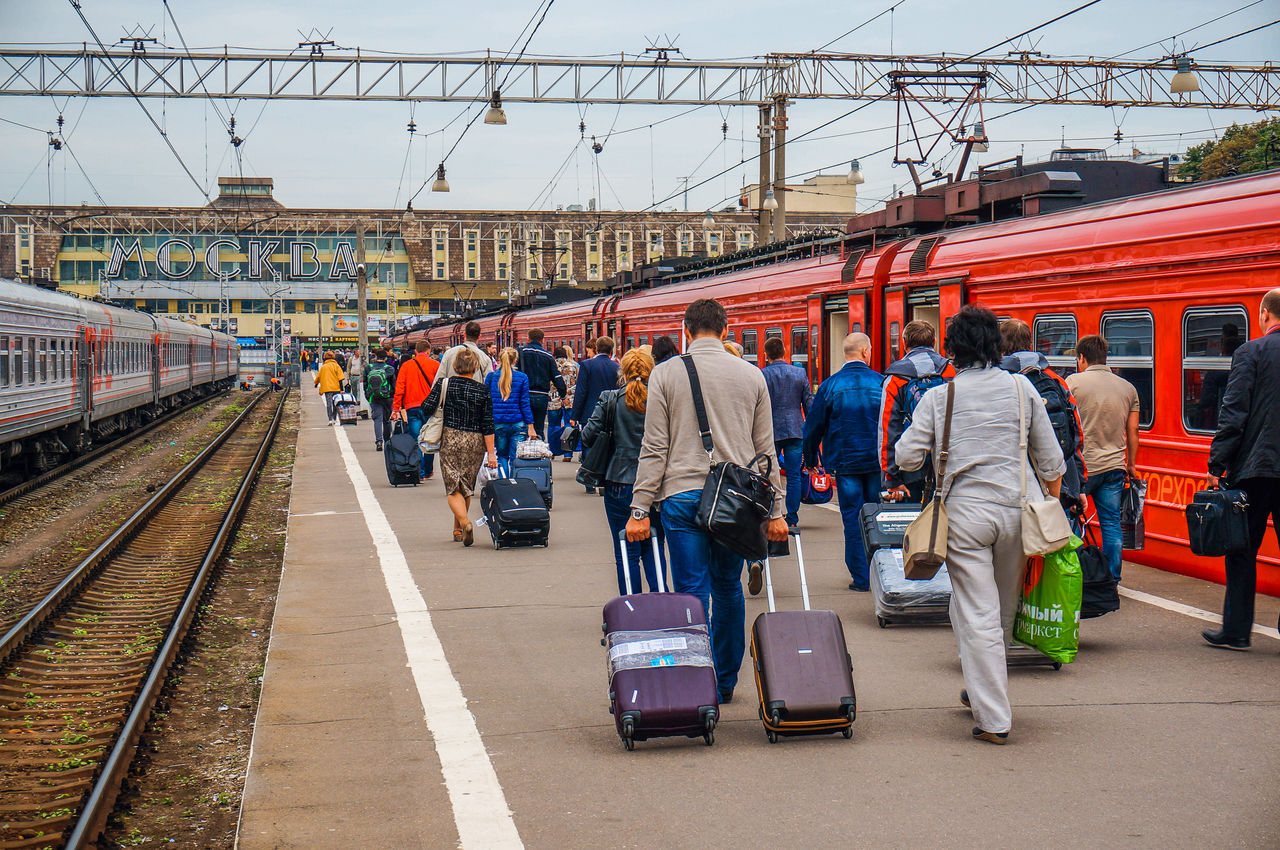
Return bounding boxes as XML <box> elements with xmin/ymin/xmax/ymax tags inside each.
<box><xmin>1013</xmin><ymin>535</ymin><xmax>1083</xmax><ymax>664</ymax></box>
<box><xmin>517</xmin><ymin>438</ymin><xmax>552</xmax><ymax>459</ymax></box>
<box><xmin>475</xmin><ymin>462</ymin><xmax>501</xmax><ymax>492</ymax></box>
<box><xmin>1121</xmin><ymin>477</ymin><xmax>1147</xmax><ymax>549</ymax></box>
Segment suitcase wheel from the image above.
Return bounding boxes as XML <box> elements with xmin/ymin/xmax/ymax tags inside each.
<box><xmin>877</xmin><ymin>616</ymin><xmax>888</xmax><ymax>629</ymax></box>
<box><xmin>702</xmin><ymin>708</ymin><xmax>717</xmax><ymax>746</ymax></box>
<box><xmin>1052</xmin><ymin>661</ymin><xmax>1063</xmax><ymax>671</ymax></box>
<box><xmin>842</xmin><ymin>725</ymin><xmax>854</xmax><ymax>739</ymax></box>
<box><xmin>620</xmin><ymin>716</ymin><xmax>636</xmax><ymax>751</ymax></box>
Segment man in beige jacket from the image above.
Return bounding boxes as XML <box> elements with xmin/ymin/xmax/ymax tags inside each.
<box><xmin>627</xmin><ymin>298</ymin><xmax>787</xmax><ymax>704</ymax></box>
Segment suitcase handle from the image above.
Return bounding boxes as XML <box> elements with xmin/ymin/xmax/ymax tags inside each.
<box><xmin>616</xmin><ymin>530</ymin><xmax>667</xmax><ymax>595</ymax></box>
<box><xmin>762</xmin><ymin>527</ymin><xmax>809</xmax><ymax>614</ymax></box>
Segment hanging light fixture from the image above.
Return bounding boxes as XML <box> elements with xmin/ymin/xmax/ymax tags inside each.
<box><xmin>401</xmin><ymin>203</ymin><xmax>415</xmax><ymax>225</ymax></box>
<box><xmin>846</xmin><ymin>159</ymin><xmax>866</xmax><ymax>185</ymax></box>
<box><xmin>484</xmin><ymin>90</ymin><xmax>507</xmax><ymax>125</ymax></box>
<box><xmin>970</xmin><ymin>122</ymin><xmax>990</xmax><ymax>153</ymax></box>
<box><xmin>1170</xmin><ymin>55</ymin><xmax>1200</xmax><ymax>94</ymax></box>
<box><xmin>762</xmin><ymin>188</ymin><xmax>779</xmax><ymax>211</ymax></box>
<box><xmin>702</xmin><ymin>211</ymin><xmax>715</xmax><ymax>227</ymax></box>
<box><xmin>431</xmin><ymin>163</ymin><xmax>450</xmax><ymax>193</ymax></box>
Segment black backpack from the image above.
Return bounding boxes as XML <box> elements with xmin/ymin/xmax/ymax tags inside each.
<box><xmin>900</xmin><ymin>373</ymin><xmax>948</xmax><ymax>428</ymax></box>
<box><xmin>1025</xmin><ymin>369</ymin><xmax>1080</xmax><ymax>459</ymax></box>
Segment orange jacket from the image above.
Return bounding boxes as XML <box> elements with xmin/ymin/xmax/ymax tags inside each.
<box><xmin>393</xmin><ymin>353</ymin><xmax>439</xmax><ymax>413</ymax></box>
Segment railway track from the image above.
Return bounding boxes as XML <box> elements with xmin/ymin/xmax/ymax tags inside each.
<box><xmin>0</xmin><ymin>389</ymin><xmax>287</xmax><ymax>849</ymax></box>
<box><xmin>0</xmin><ymin>391</ymin><xmax>230</xmax><ymax>510</ymax></box>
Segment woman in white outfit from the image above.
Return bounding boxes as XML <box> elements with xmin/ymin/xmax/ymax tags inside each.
<box><xmin>895</xmin><ymin>306</ymin><xmax>1064</xmax><ymax>744</ymax></box>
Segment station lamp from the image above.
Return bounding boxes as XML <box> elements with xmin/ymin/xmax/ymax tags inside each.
<box><xmin>762</xmin><ymin>188</ymin><xmax>779</xmax><ymax>211</ymax></box>
<box><xmin>846</xmin><ymin>159</ymin><xmax>866</xmax><ymax>185</ymax></box>
<box><xmin>702</xmin><ymin>211</ymin><xmax>715</xmax><ymax>226</ymax></box>
<box><xmin>401</xmin><ymin>203</ymin><xmax>415</xmax><ymax>226</ymax></box>
<box><xmin>431</xmin><ymin>163</ymin><xmax>450</xmax><ymax>193</ymax></box>
<box><xmin>969</xmin><ymin>122</ymin><xmax>990</xmax><ymax>153</ymax></box>
<box><xmin>484</xmin><ymin>91</ymin><xmax>508</xmax><ymax>125</ymax></box>
<box><xmin>1170</xmin><ymin>56</ymin><xmax>1200</xmax><ymax>94</ymax></box>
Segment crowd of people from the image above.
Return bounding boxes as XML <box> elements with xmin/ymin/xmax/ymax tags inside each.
<box><xmin>311</xmin><ymin>288</ymin><xmax>1280</xmax><ymax>745</ymax></box>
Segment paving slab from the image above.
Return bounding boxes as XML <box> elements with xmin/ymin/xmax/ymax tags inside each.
<box><xmin>238</xmin><ymin>391</ymin><xmax>1280</xmax><ymax>848</ymax></box>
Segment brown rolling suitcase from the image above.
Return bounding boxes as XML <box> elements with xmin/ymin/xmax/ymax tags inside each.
<box><xmin>750</xmin><ymin>530</ymin><xmax>857</xmax><ymax>743</ymax></box>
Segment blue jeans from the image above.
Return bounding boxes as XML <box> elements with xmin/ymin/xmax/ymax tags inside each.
<box><xmin>405</xmin><ymin>409</ymin><xmax>435</xmax><ymax>478</ymax></box>
<box><xmin>493</xmin><ymin>422</ymin><xmax>526</xmax><ymax>477</ymax></box>
<box><xmin>775</xmin><ymin>438</ymin><xmax>804</xmax><ymax>527</ymax></box>
<box><xmin>370</xmin><ymin>399</ymin><xmax>392</xmax><ymax>443</ymax></box>
<box><xmin>836</xmin><ymin>471</ymin><xmax>880</xmax><ymax>587</ymax></box>
<box><xmin>1085</xmin><ymin>468</ymin><xmax>1125</xmax><ymax>581</ymax></box>
<box><xmin>547</xmin><ymin>408</ymin><xmax>573</xmax><ymax>458</ymax></box>
<box><xmin>660</xmin><ymin>490</ymin><xmax>745</xmax><ymax>697</ymax></box>
<box><xmin>603</xmin><ymin>482</ymin><xmax>666</xmax><ymax>594</ymax></box>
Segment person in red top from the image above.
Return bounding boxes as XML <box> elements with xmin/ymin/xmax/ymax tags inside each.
<box><xmin>393</xmin><ymin>340</ymin><xmax>441</xmax><ymax>481</ymax></box>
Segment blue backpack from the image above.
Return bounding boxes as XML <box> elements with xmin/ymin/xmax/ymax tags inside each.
<box><xmin>900</xmin><ymin>374</ymin><xmax>948</xmax><ymax>426</ymax></box>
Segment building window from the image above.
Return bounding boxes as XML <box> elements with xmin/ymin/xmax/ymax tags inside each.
<box><xmin>1101</xmin><ymin>311</ymin><xmax>1154</xmax><ymax>428</ymax></box>
<box><xmin>466</xmin><ymin>231</ymin><xmax>478</xmax><ymax>251</ymax></box>
<box><xmin>435</xmin><ymin>261</ymin><xmax>446</xmax><ymax>280</ymax></box>
<box><xmin>1182</xmin><ymin>307</ymin><xmax>1248</xmax><ymax>434</ymax></box>
<box><xmin>240</xmin><ymin>300</ymin><xmax>268</xmax><ymax>314</ymax></box>
<box><xmin>679</xmin><ymin>230</ymin><xmax>692</xmax><ymax>256</ymax></box>
<box><xmin>736</xmin><ymin>230</ymin><xmax>754</xmax><ymax>251</ymax></box>
<box><xmin>467</xmin><ymin>261</ymin><xmax>478</xmax><ymax>280</ymax></box>
<box><xmin>646</xmin><ymin>229</ymin><xmax>663</xmax><ymax>263</ymax></box>
<box><xmin>555</xmin><ymin>229</ymin><xmax>572</xmax><ymax>282</ymax></box>
<box><xmin>616</xmin><ymin>231</ymin><xmax>632</xmax><ymax>271</ymax></box>
<box><xmin>432</xmin><ymin>228</ymin><xmax>448</xmax><ymax>280</ymax></box>
<box><xmin>707</xmin><ymin>231</ymin><xmax>721</xmax><ymax>257</ymax></box>
<box><xmin>587</xmin><ymin>231</ymin><xmax>602</xmax><ymax>281</ymax></box>
<box><xmin>497</xmin><ymin>261</ymin><xmax>508</xmax><ymax>280</ymax></box>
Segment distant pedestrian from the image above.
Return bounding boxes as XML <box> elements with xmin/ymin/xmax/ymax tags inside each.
<box><xmin>347</xmin><ymin>351</ymin><xmax>363</xmax><ymax>402</ymax></box>
<box><xmin>399</xmin><ymin>347</ymin><xmax>414</xmax><ymax>367</ymax></box>
<box><xmin>548</xmin><ymin>346</ymin><xmax>578</xmax><ymax>461</ymax></box>
<box><xmin>432</xmin><ymin>346</ymin><xmax>445</xmax><ymax>362</ymax></box>
<box><xmin>572</xmin><ymin>336</ymin><xmax>621</xmax><ymax>492</ymax></box>
<box><xmin>1067</xmin><ymin>334</ymin><xmax>1140</xmax><ymax>582</ymax></box>
<box><xmin>582</xmin><ymin>339</ymin><xmax>597</xmax><ymax>363</ymax></box>
<box><xmin>517</xmin><ymin>328</ymin><xmax>567</xmax><ymax>439</ymax></box>
<box><xmin>419</xmin><ymin>348</ymin><xmax>497</xmax><ymax>547</ymax></box>
<box><xmin>627</xmin><ymin>298</ymin><xmax>786</xmax><ymax>706</ymax></box>
<box><xmin>879</xmin><ymin>320</ymin><xmax>955</xmax><ymax>503</ymax></box>
<box><xmin>485</xmin><ymin>347</ymin><xmax>536</xmax><ymax>477</ymax></box>
<box><xmin>313</xmin><ymin>351</ymin><xmax>346</xmax><ymax>425</ymax></box>
<box><xmin>762</xmin><ymin>336</ymin><xmax>813</xmax><ymax>530</ymax></box>
<box><xmin>392</xmin><ymin>340</ymin><xmax>440</xmax><ymax>480</ymax></box>
<box><xmin>439</xmin><ymin>322</ymin><xmax>495</xmax><ymax>382</ymax></box>
<box><xmin>485</xmin><ymin>342</ymin><xmax>499</xmax><ymax>363</ymax></box>
<box><xmin>895</xmin><ymin>305</ymin><xmax>1065</xmax><ymax>745</ymax></box>
<box><xmin>651</xmin><ymin>335</ymin><xmax>678</xmax><ymax>364</ymax></box>
<box><xmin>803</xmin><ymin>333</ymin><xmax>882</xmax><ymax>591</ymax></box>
<box><xmin>583</xmin><ymin>348</ymin><xmax>667</xmax><ymax>594</ymax></box>
<box><xmin>333</xmin><ymin>349</ymin><xmax>347</xmax><ymax>371</ymax></box>
<box><xmin>1204</xmin><ymin>288</ymin><xmax>1280</xmax><ymax>651</ymax></box>
<box><xmin>364</xmin><ymin>349</ymin><xmax>398</xmax><ymax>450</ymax></box>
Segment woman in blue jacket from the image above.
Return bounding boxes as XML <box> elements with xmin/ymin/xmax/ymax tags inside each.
<box><xmin>486</xmin><ymin>347</ymin><xmax>536</xmax><ymax>476</ymax></box>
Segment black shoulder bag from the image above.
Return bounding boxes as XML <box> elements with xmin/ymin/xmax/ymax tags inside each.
<box><xmin>681</xmin><ymin>355</ymin><xmax>776</xmax><ymax>561</ymax></box>
<box><xmin>577</xmin><ymin>390</ymin><xmax>617</xmax><ymax>487</ymax></box>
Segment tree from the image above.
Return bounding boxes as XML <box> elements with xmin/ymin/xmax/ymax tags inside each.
<box><xmin>1178</xmin><ymin>118</ymin><xmax>1280</xmax><ymax>181</ymax></box>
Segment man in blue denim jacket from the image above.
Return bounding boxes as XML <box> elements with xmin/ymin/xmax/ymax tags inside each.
<box><xmin>762</xmin><ymin>336</ymin><xmax>813</xmax><ymax>529</ymax></box>
<box><xmin>803</xmin><ymin>333</ymin><xmax>883</xmax><ymax>590</ymax></box>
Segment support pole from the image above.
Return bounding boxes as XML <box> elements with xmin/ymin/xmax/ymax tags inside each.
<box><xmin>772</xmin><ymin>96</ymin><xmax>787</xmax><ymax>244</ymax></box>
<box><xmin>356</xmin><ymin>223</ymin><xmax>369</xmax><ymax>408</ymax></box>
<box><xmin>757</xmin><ymin>104</ymin><xmax>772</xmax><ymax>245</ymax></box>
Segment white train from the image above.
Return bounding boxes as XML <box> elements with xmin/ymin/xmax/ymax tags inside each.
<box><xmin>0</xmin><ymin>277</ymin><xmax>238</xmax><ymax>476</ymax></box>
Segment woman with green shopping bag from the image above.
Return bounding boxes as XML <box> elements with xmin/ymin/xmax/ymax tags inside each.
<box><xmin>896</xmin><ymin>306</ymin><xmax>1065</xmax><ymax>745</ymax></box>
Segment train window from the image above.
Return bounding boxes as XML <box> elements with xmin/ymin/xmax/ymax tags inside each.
<box><xmin>1182</xmin><ymin>307</ymin><xmax>1249</xmax><ymax>434</ymax></box>
<box><xmin>1100</xmin><ymin>311</ymin><xmax>1154</xmax><ymax>428</ymax></box>
<box><xmin>741</xmin><ymin>329</ymin><xmax>758</xmax><ymax>358</ymax></box>
<box><xmin>13</xmin><ymin>336</ymin><xmax>22</xmax><ymax>386</ymax></box>
<box><xmin>639</xmin><ymin>336</ymin><xmax>649</xmax><ymax>347</ymax></box>
<box><xmin>889</xmin><ymin>322</ymin><xmax>900</xmax><ymax>360</ymax></box>
<box><xmin>38</xmin><ymin>339</ymin><xmax>47</xmax><ymax>383</ymax></box>
<box><xmin>0</xmin><ymin>336</ymin><xmax>8</xmax><ymax>388</ymax></box>
<box><xmin>1033</xmin><ymin>315</ymin><xmax>1078</xmax><ymax>376</ymax></box>
<box><xmin>766</xmin><ymin>327</ymin><xmax>783</xmax><ymax>340</ymax></box>
<box><xmin>626</xmin><ymin>336</ymin><xmax>635</xmax><ymax>351</ymax></box>
<box><xmin>791</xmin><ymin>325</ymin><xmax>809</xmax><ymax>366</ymax></box>
<box><xmin>27</xmin><ymin>338</ymin><xmax>37</xmax><ymax>383</ymax></box>
<box><xmin>727</xmin><ymin>330</ymin><xmax>735</xmax><ymax>343</ymax></box>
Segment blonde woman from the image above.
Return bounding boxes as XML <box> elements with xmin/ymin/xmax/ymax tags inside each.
<box><xmin>484</xmin><ymin>347</ymin><xmax>536</xmax><ymax>477</ymax></box>
<box><xmin>582</xmin><ymin>349</ymin><xmax>667</xmax><ymax>594</ymax></box>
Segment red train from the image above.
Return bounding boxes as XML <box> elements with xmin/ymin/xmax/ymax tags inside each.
<box><xmin>388</xmin><ymin>170</ymin><xmax>1280</xmax><ymax>594</ymax></box>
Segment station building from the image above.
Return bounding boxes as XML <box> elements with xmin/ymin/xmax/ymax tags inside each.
<box><xmin>0</xmin><ymin>176</ymin><xmax>851</xmax><ymax>353</ymax></box>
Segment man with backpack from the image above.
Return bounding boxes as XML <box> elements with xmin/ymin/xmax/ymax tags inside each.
<box><xmin>999</xmin><ymin>319</ymin><xmax>1086</xmax><ymax>513</ymax></box>
<box><xmin>878</xmin><ymin>320</ymin><xmax>955</xmax><ymax>503</ymax></box>
<box><xmin>392</xmin><ymin>340</ymin><xmax>440</xmax><ymax>481</ymax></box>
<box><xmin>364</xmin><ymin>349</ymin><xmax>398</xmax><ymax>451</ymax></box>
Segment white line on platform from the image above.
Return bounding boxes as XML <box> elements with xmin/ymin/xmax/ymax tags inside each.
<box><xmin>332</xmin><ymin>424</ymin><xmax>523</xmax><ymax>849</ymax></box>
<box><xmin>288</xmin><ymin>509</ymin><xmax>365</xmax><ymax>518</ymax></box>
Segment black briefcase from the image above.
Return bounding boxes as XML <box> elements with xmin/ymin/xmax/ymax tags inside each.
<box><xmin>1186</xmin><ymin>487</ymin><xmax>1250</xmax><ymax>557</ymax></box>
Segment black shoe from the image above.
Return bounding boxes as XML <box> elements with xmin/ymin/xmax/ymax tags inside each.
<box><xmin>375</xmin><ymin>441</ymin><xmax>383</xmax><ymax>451</ymax></box>
<box><xmin>848</xmin><ymin>581</ymin><xmax>870</xmax><ymax>592</ymax></box>
<box><xmin>1202</xmin><ymin>629</ymin><xmax>1250</xmax><ymax>651</ymax></box>
<box><xmin>718</xmin><ymin>689</ymin><xmax>734</xmax><ymax>705</ymax></box>
<box><xmin>585</xmin><ymin>486</ymin><xmax>595</xmax><ymax>494</ymax></box>
<box><xmin>960</xmin><ymin>689</ymin><xmax>970</xmax><ymax>708</ymax></box>
<box><xmin>747</xmin><ymin>562</ymin><xmax>763</xmax><ymax>596</ymax></box>
<box><xmin>972</xmin><ymin>727</ymin><xmax>1008</xmax><ymax>745</ymax></box>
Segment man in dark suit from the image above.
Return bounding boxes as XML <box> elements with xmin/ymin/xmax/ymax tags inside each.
<box><xmin>571</xmin><ymin>336</ymin><xmax>620</xmax><ymax>493</ymax></box>
<box><xmin>1205</xmin><ymin>288</ymin><xmax>1280</xmax><ymax>650</ymax></box>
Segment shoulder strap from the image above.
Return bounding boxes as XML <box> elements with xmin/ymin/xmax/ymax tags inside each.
<box><xmin>412</xmin><ymin>357</ymin><xmax>430</xmax><ymax>385</ymax></box>
<box><xmin>681</xmin><ymin>354</ymin><xmax>715</xmax><ymax>460</ymax></box>
<box><xmin>938</xmin><ymin>381</ymin><xmax>956</xmax><ymax>479</ymax></box>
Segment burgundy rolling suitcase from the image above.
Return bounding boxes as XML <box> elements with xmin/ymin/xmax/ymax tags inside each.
<box><xmin>602</xmin><ymin>532</ymin><xmax>719</xmax><ymax>751</ymax></box>
<box><xmin>751</xmin><ymin>531</ymin><xmax>857</xmax><ymax>742</ymax></box>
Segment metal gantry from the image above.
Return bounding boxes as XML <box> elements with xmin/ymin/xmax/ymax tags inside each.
<box><xmin>0</xmin><ymin>47</ymin><xmax>1276</xmax><ymax>109</ymax></box>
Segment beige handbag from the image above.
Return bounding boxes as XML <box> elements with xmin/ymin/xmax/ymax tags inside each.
<box><xmin>1016</xmin><ymin>377</ymin><xmax>1074</xmax><ymax>556</ymax></box>
<box><xmin>417</xmin><ymin>378</ymin><xmax>449</xmax><ymax>454</ymax></box>
<box><xmin>902</xmin><ymin>382</ymin><xmax>954</xmax><ymax>580</ymax></box>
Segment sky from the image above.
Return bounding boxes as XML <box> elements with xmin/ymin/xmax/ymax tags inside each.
<box><xmin>0</xmin><ymin>0</ymin><xmax>1276</xmax><ymax>217</ymax></box>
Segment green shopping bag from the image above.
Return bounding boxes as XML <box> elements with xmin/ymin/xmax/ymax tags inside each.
<box><xmin>1013</xmin><ymin>535</ymin><xmax>1083</xmax><ymax>664</ymax></box>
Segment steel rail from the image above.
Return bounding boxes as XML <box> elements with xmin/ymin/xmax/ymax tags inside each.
<box><xmin>64</xmin><ymin>388</ymin><xmax>289</xmax><ymax>848</ymax></box>
<box><xmin>0</xmin><ymin>389</ymin><xmax>230</xmax><ymax>509</ymax></box>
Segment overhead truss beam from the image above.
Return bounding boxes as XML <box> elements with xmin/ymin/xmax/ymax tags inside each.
<box><xmin>0</xmin><ymin>48</ymin><xmax>1275</xmax><ymax>109</ymax></box>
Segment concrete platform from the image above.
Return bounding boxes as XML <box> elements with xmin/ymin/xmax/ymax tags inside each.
<box><xmin>237</xmin><ymin>390</ymin><xmax>1280</xmax><ymax>849</ymax></box>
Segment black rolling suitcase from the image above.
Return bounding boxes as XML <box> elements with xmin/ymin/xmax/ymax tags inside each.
<box><xmin>481</xmin><ymin>477</ymin><xmax>550</xmax><ymax>549</ymax></box>
<box><xmin>384</xmin><ymin>420</ymin><xmax>421</xmax><ymax>487</ymax></box>
<box><xmin>511</xmin><ymin>456</ymin><xmax>554</xmax><ymax>509</ymax></box>
<box><xmin>750</xmin><ymin>530</ymin><xmax>856</xmax><ymax>743</ymax></box>
<box><xmin>860</xmin><ymin>502</ymin><xmax>921</xmax><ymax>558</ymax></box>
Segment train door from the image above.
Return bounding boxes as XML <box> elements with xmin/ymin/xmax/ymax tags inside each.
<box><xmin>188</xmin><ymin>340</ymin><xmax>195</xmax><ymax>385</ymax></box>
<box><xmin>882</xmin><ymin>286</ymin><xmax>907</xmax><ymax>367</ymax></box>
<box><xmin>821</xmin><ymin>294</ymin><xmax>848</xmax><ymax>379</ymax></box>
<box><xmin>77</xmin><ymin>329</ymin><xmax>92</xmax><ymax>429</ymax></box>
